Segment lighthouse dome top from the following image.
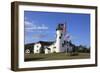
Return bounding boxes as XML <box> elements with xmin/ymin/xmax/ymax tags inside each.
<box><xmin>56</xmin><ymin>23</ymin><xmax>64</xmax><ymax>30</ymax></box>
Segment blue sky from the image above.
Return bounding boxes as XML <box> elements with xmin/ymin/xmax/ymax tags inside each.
<box><xmin>24</xmin><ymin>11</ymin><xmax>90</xmax><ymax>47</ymax></box>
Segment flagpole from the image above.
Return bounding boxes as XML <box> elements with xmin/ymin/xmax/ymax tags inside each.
<box><xmin>64</xmin><ymin>21</ymin><xmax>67</xmax><ymax>54</ymax></box>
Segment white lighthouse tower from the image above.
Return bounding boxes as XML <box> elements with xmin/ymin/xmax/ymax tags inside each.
<box><xmin>55</xmin><ymin>24</ymin><xmax>66</xmax><ymax>52</ymax></box>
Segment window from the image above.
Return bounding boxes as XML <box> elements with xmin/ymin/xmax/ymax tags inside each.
<box><xmin>53</xmin><ymin>47</ymin><xmax>56</xmax><ymax>49</ymax></box>
<box><xmin>62</xmin><ymin>43</ymin><xmax>64</xmax><ymax>47</ymax></box>
<box><xmin>59</xmin><ymin>33</ymin><xmax>62</xmax><ymax>39</ymax></box>
<box><xmin>37</xmin><ymin>45</ymin><xmax>38</xmax><ymax>48</ymax></box>
<box><xmin>59</xmin><ymin>36</ymin><xmax>61</xmax><ymax>39</ymax></box>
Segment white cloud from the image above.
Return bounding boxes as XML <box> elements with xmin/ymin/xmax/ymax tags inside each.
<box><xmin>24</xmin><ymin>21</ymin><xmax>33</xmax><ymax>26</ymax></box>
<box><xmin>24</xmin><ymin>20</ymin><xmax>49</xmax><ymax>32</ymax></box>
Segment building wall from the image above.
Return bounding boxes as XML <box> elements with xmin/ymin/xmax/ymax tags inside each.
<box><xmin>55</xmin><ymin>30</ymin><xmax>62</xmax><ymax>52</ymax></box>
<box><xmin>34</xmin><ymin>43</ymin><xmax>41</xmax><ymax>53</ymax></box>
<box><xmin>55</xmin><ymin>29</ymin><xmax>65</xmax><ymax>52</ymax></box>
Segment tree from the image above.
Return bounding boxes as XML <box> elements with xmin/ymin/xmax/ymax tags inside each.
<box><xmin>78</xmin><ymin>45</ymin><xmax>90</xmax><ymax>53</ymax></box>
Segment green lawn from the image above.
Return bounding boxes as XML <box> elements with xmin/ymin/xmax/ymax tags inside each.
<box><xmin>24</xmin><ymin>53</ymin><xmax>90</xmax><ymax>61</ymax></box>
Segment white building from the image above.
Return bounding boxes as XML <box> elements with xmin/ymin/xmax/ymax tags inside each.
<box><xmin>44</xmin><ymin>43</ymin><xmax>56</xmax><ymax>54</ymax></box>
<box><xmin>33</xmin><ymin>41</ymin><xmax>54</xmax><ymax>54</ymax></box>
<box><xmin>34</xmin><ymin>43</ymin><xmax>41</xmax><ymax>54</ymax></box>
<box><xmin>55</xmin><ymin>24</ymin><xmax>65</xmax><ymax>52</ymax></box>
<box><xmin>33</xmin><ymin>24</ymin><xmax>68</xmax><ymax>54</ymax></box>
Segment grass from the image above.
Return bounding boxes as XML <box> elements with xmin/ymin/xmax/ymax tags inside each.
<box><xmin>24</xmin><ymin>53</ymin><xmax>90</xmax><ymax>61</ymax></box>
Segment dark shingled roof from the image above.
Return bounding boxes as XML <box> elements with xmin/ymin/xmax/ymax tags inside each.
<box><xmin>24</xmin><ymin>43</ymin><xmax>34</xmax><ymax>49</ymax></box>
<box><xmin>37</xmin><ymin>41</ymin><xmax>54</xmax><ymax>46</ymax></box>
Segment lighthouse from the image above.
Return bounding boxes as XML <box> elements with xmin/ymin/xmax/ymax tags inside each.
<box><xmin>55</xmin><ymin>24</ymin><xmax>66</xmax><ymax>52</ymax></box>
